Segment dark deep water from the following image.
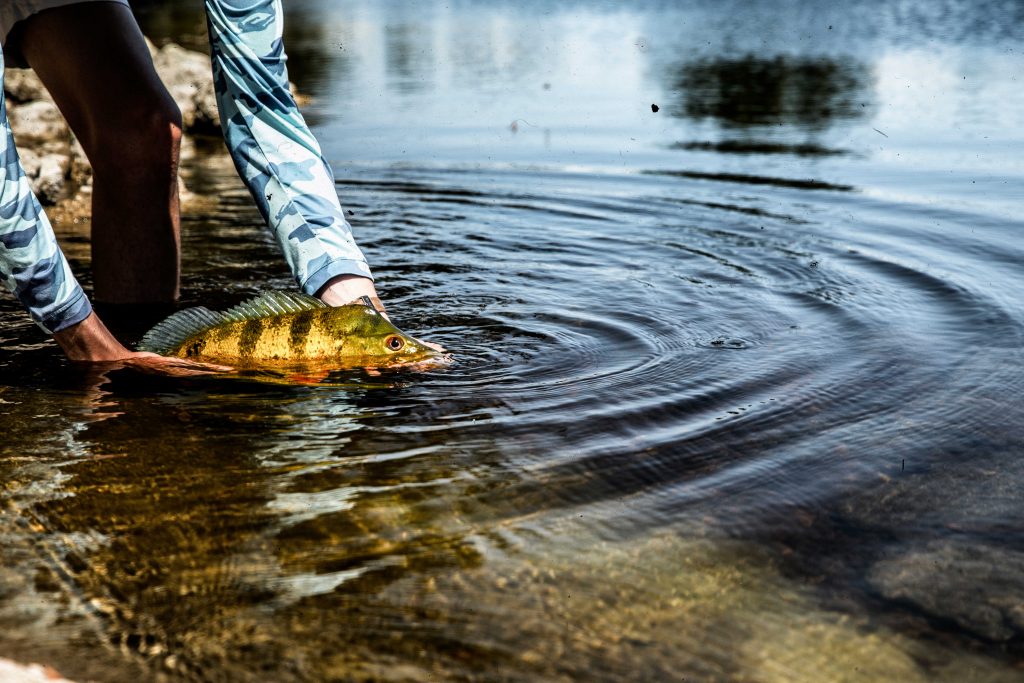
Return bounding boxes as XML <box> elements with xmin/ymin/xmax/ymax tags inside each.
<box><xmin>3</xmin><ymin>1</ymin><xmax>1024</xmax><ymax>680</ymax></box>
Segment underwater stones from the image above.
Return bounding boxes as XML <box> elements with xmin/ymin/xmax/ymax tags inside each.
<box><xmin>867</xmin><ymin>540</ymin><xmax>1024</xmax><ymax>642</ymax></box>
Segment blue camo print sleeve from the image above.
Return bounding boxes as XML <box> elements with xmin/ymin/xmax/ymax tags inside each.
<box><xmin>0</xmin><ymin>1</ymin><xmax>371</xmax><ymax>337</ymax></box>
<box><xmin>204</xmin><ymin>0</ymin><xmax>374</xmax><ymax>295</ymax></box>
<box><xmin>0</xmin><ymin>49</ymin><xmax>92</xmax><ymax>334</ymax></box>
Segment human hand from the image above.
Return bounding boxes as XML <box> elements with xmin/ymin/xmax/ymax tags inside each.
<box><xmin>316</xmin><ymin>274</ymin><xmax>384</xmax><ymax>312</ymax></box>
<box><xmin>316</xmin><ymin>274</ymin><xmax>446</xmax><ymax>353</ymax></box>
<box><xmin>53</xmin><ymin>312</ymin><xmax>230</xmax><ymax>375</ymax></box>
<box><xmin>119</xmin><ymin>352</ymin><xmax>231</xmax><ymax>377</ymax></box>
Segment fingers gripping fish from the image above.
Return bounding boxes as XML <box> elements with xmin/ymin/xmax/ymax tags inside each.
<box><xmin>137</xmin><ymin>291</ymin><xmax>439</xmax><ymax>368</ymax></box>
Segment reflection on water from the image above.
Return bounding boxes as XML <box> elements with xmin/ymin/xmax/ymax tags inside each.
<box><xmin>671</xmin><ymin>56</ymin><xmax>871</xmax><ymax>129</ymax></box>
<box><xmin>2</xmin><ymin>0</ymin><xmax>1024</xmax><ymax>680</ymax></box>
<box><xmin>667</xmin><ymin>54</ymin><xmax>871</xmax><ymax>156</ymax></box>
<box><xmin>670</xmin><ymin>139</ymin><xmax>846</xmax><ymax>157</ymax></box>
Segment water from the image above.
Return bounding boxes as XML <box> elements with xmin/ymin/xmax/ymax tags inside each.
<box><xmin>2</xmin><ymin>1</ymin><xmax>1023</xmax><ymax>680</ymax></box>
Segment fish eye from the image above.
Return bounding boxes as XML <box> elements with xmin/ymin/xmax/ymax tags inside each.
<box><xmin>386</xmin><ymin>336</ymin><xmax>404</xmax><ymax>351</ymax></box>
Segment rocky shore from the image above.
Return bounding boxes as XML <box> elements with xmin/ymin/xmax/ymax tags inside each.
<box><xmin>4</xmin><ymin>38</ymin><xmax>229</xmax><ymax>223</ymax></box>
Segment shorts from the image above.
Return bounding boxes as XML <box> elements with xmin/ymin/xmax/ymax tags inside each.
<box><xmin>2</xmin><ymin>0</ymin><xmax>130</xmax><ymax>66</ymax></box>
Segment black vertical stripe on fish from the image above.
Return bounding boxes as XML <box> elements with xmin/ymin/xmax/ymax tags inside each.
<box><xmin>289</xmin><ymin>312</ymin><xmax>314</xmax><ymax>353</ymax></box>
<box><xmin>238</xmin><ymin>318</ymin><xmax>265</xmax><ymax>358</ymax></box>
<box><xmin>214</xmin><ymin>325</ymin><xmax>233</xmax><ymax>344</ymax></box>
<box><xmin>186</xmin><ymin>339</ymin><xmax>206</xmax><ymax>358</ymax></box>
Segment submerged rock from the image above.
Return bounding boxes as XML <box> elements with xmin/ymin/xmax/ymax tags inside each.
<box><xmin>868</xmin><ymin>539</ymin><xmax>1024</xmax><ymax>642</ymax></box>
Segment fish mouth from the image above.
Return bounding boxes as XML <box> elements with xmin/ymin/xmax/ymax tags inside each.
<box><xmin>389</xmin><ymin>345</ymin><xmax>453</xmax><ymax>370</ymax></box>
<box><xmin>416</xmin><ymin>338</ymin><xmax>447</xmax><ymax>354</ymax></box>
<box><xmin>397</xmin><ymin>334</ymin><xmax>447</xmax><ymax>358</ymax></box>
<box><xmin>411</xmin><ymin>354</ymin><xmax>453</xmax><ymax>370</ymax></box>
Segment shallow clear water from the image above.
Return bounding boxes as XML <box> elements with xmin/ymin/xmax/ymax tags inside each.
<box><xmin>2</xmin><ymin>1</ymin><xmax>1024</xmax><ymax>680</ymax></box>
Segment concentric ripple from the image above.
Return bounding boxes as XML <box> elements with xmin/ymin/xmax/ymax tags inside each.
<box><xmin>110</xmin><ymin>164</ymin><xmax>1017</xmax><ymax>550</ymax></box>
<box><xmin>1</xmin><ymin>158</ymin><xmax>1022</xmax><ymax>680</ymax></box>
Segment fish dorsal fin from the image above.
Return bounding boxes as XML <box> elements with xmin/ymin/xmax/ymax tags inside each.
<box><xmin>137</xmin><ymin>306</ymin><xmax>222</xmax><ymax>354</ymax></box>
<box><xmin>220</xmin><ymin>290</ymin><xmax>326</xmax><ymax>323</ymax></box>
<box><xmin>137</xmin><ymin>291</ymin><xmax>327</xmax><ymax>354</ymax></box>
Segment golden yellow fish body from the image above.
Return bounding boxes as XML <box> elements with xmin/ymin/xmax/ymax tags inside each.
<box><xmin>138</xmin><ymin>291</ymin><xmax>438</xmax><ymax>368</ymax></box>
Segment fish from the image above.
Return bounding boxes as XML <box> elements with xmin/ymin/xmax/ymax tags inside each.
<box><xmin>137</xmin><ymin>290</ymin><xmax>441</xmax><ymax>368</ymax></box>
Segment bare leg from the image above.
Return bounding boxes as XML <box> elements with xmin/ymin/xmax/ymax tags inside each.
<box><xmin>15</xmin><ymin>2</ymin><xmax>181</xmax><ymax>304</ymax></box>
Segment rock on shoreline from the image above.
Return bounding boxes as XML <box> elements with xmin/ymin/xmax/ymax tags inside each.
<box><xmin>3</xmin><ymin>37</ymin><xmax>221</xmax><ymax>213</ymax></box>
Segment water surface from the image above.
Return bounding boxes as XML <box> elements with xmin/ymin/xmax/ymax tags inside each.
<box><xmin>2</xmin><ymin>1</ymin><xmax>1023</xmax><ymax>680</ymax></box>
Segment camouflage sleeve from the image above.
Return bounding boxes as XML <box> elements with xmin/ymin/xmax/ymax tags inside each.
<box><xmin>0</xmin><ymin>51</ymin><xmax>92</xmax><ymax>334</ymax></box>
<box><xmin>204</xmin><ymin>0</ymin><xmax>373</xmax><ymax>297</ymax></box>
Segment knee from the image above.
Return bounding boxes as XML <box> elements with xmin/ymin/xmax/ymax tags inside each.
<box><xmin>89</xmin><ymin>95</ymin><xmax>182</xmax><ymax>177</ymax></box>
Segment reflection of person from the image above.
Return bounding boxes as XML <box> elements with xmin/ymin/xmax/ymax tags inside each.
<box><xmin>0</xmin><ymin>0</ymin><xmax>383</xmax><ymax>371</ymax></box>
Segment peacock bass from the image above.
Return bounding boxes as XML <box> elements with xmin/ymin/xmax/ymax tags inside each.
<box><xmin>137</xmin><ymin>291</ymin><xmax>440</xmax><ymax>367</ymax></box>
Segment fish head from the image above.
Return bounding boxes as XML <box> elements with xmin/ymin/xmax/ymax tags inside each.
<box><xmin>334</xmin><ymin>305</ymin><xmax>443</xmax><ymax>366</ymax></box>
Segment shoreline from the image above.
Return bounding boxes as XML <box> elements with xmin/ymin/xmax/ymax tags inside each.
<box><xmin>5</xmin><ymin>38</ymin><xmax>221</xmax><ymax>221</ymax></box>
<box><xmin>5</xmin><ymin>36</ymin><xmax>307</xmax><ymax>230</ymax></box>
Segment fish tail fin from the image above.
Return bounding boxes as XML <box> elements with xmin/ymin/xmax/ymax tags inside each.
<box><xmin>137</xmin><ymin>306</ymin><xmax>222</xmax><ymax>355</ymax></box>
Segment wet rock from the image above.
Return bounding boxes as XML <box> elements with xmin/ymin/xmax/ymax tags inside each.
<box><xmin>152</xmin><ymin>42</ymin><xmax>220</xmax><ymax>133</ymax></box>
<box><xmin>7</xmin><ymin>100</ymin><xmax>69</xmax><ymax>146</ymax></box>
<box><xmin>33</xmin><ymin>154</ymin><xmax>71</xmax><ymax>205</ymax></box>
<box><xmin>2</xmin><ymin>68</ymin><xmax>51</xmax><ymax>103</ymax></box>
<box><xmin>151</xmin><ymin>40</ymin><xmax>307</xmax><ymax>133</ymax></box>
<box><xmin>5</xmin><ymin>37</ymin><xmax>306</xmax><ymax>221</ymax></box>
<box><xmin>14</xmin><ymin>148</ymin><xmax>69</xmax><ymax>205</ymax></box>
<box><xmin>867</xmin><ymin>540</ymin><xmax>1024</xmax><ymax>642</ymax></box>
<box><xmin>33</xmin><ymin>566</ymin><xmax>61</xmax><ymax>593</ymax></box>
<box><xmin>35</xmin><ymin>139</ymin><xmax>70</xmax><ymax>157</ymax></box>
<box><xmin>17</xmin><ymin>147</ymin><xmax>41</xmax><ymax>178</ymax></box>
<box><xmin>68</xmin><ymin>136</ymin><xmax>92</xmax><ymax>187</ymax></box>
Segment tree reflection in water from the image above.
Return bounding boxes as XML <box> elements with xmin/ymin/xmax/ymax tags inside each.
<box><xmin>667</xmin><ymin>54</ymin><xmax>872</xmax><ymax>155</ymax></box>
